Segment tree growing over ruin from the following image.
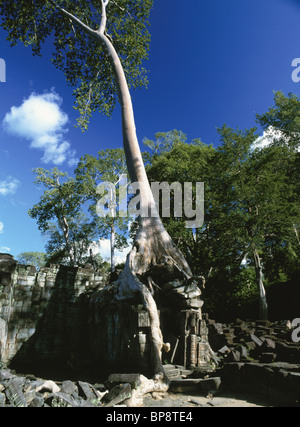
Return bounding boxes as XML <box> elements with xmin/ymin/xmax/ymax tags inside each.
<box><xmin>0</xmin><ymin>1</ymin><xmax>194</xmax><ymax>381</ymax></box>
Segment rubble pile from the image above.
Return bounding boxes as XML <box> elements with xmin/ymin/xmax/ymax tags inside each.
<box><xmin>0</xmin><ymin>368</ymin><xmax>221</xmax><ymax>408</ymax></box>
<box><xmin>207</xmin><ymin>318</ymin><xmax>300</xmax><ymax>406</ymax></box>
<box><xmin>207</xmin><ymin>318</ymin><xmax>300</xmax><ymax>365</ymax></box>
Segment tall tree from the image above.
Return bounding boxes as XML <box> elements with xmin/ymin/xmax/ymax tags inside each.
<box><xmin>147</xmin><ymin>135</ymin><xmax>216</xmax><ymax>281</ymax></box>
<box><xmin>256</xmin><ymin>91</ymin><xmax>300</xmax><ymax>281</ymax></box>
<box><xmin>17</xmin><ymin>252</ymin><xmax>46</xmax><ymax>270</ymax></box>
<box><xmin>213</xmin><ymin>122</ymin><xmax>299</xmax><ymax>320</ymax></box>
<box><xmin>75</xmin><ymin>148</ymin><xmax>130</xmax><ymax>273</ymax></box>
<box><xmin>29</xmin><ymin>168</ymin><xmax>96</xmax><ymax>266</ymax></box>
<box><xmin>1</xmin><ymin>0</ymin><xmax>192</xmax><ymax>379</ymax></box>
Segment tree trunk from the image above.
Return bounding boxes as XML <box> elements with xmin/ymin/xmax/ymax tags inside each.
<box><xmin>253</xmin><ymin>249</ymin><xmax>268</xmax><ymax>320</ymax></box>
<box><xmin>94</xmin><ymin>3</ymin><xmax>192</xmax><ymax>379</ymax></box>
<box><xmin>49</xmin><ymin>0</ymin><xmax>193</xmax><ymax>380</ymax></box>
<box><xmin>111</xmin><ymin>221</ymin><xmax>115</xmax><ymax>273</ymax></box>
<box><xmin>58</xmin><ymin>215</ymin><xmax>75</xmax><ymax>266</ymax></box>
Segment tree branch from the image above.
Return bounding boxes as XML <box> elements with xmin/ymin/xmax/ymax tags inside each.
<box><xmin>48</xmin><ymin>0</ymin><xmax>97</xmax><ymax>38</ymax></box>
<box><xmin>98</xmin><ymin>0</ymin><xmax>110</xmax><ymax>35</ymax></box>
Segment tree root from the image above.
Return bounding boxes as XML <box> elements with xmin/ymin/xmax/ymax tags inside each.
<box><xmin>91</xmin><ymin>216</ymin><xmax>195</xmax><ymax>381</ymax></box>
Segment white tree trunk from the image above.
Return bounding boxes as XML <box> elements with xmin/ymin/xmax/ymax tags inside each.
<box><xmin>49</xmin><ymin>0</ymin><xmax>193</xmax><ymax>380</ymax></box>
<box><xmin>94</xmin><ymin>3</ymin><xmax>192</xmax><ymax>378</ymax></box>
<box><xmin>253</xmin><ymin>249</ymin><xmax>268</xmax><ymax>321</ymax></box>
<box><xmin>111</xmin><ymin>221</ymin><xmax>115</xmax><ymax>273</ymax></box>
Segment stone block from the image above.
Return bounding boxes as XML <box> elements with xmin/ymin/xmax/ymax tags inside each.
<box><xmin>61</xmin><ymin>380</ymin><xmax>78</xmax><ymax>396</ymax></box>
<box><xmin>36</xmin><ymin>380</ymin><xmax>60</xmax><ymax>394</ymax></box>
<box><xmin>189</xmin><ymin>299</ymin><xmax>204</xmax><ymax>309</ymax></box>
<box><xmin>78</xmin><ymin>381</ymin><xmax>98</xmax><ymax>402</ymax></box>
<box><xmin>169</xmin><ymin>377</ymin><xmax>221</xmax><ymax>394</ymax></box>
<box><xmin>103</xmin><ymin>383</ymin><xmax>132</xmax><ymax>407</ymax></box>
<box><xmin>108</xmin><ymin>373</ymin><xmax>142</xmax><ymax>389</ymax></box>
<box><xmin>29</xmin><ymin>394</ymin><xmax>44</xmax><ymax>407</ymax></box>
<box><xmin>47</xmin><ymin>392</ymin><xmax>96</xmax><ymax>407</ymax></box>
<box><xmin>250</xmin><ymin>334</ymin><xmax>263</xmax><ymax>347</ymax></box>
<box><xmin>5</xmin><ymin>378</ymin><xmax>28</xmax><ymax>407</ymax></box>
<box><xmin>138</xmin><ymin>311</ymin><xmax>150</xmax><ymax>328</ymax></box>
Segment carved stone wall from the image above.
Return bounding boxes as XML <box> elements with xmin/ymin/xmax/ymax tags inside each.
<box><xmin>0</xmin><ymin>253</ymin><xmax>215</xmax><ymax>379</ymax></box>
<box><xmin>0</xmin><ymin>254</ymin><xmax>104</xmax><ymax>375</ymax></box>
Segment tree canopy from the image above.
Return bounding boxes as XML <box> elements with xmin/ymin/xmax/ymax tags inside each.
<box><xmin>0</xmin><ymin>0</ymin><xmax>153</xmax><ymax>129</ymax></box>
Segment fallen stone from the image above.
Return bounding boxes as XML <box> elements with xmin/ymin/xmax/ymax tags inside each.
<box><xmin>5</xmin><ymin>378</ymin><xmax>28</xmax><ymax>407</ymax></box>
<box><xmin>229</xmin><ymin>350</ymin><xmax>241</xmax><ymax>362</ymax></box>
<box><xmin>60</xmin><ymin>380</ymin><xmax>78</xmax><ymax>395</ymax></box>
<box><xmin>47</xmin><ymin>392</ymin><xmax>96</xmax><ymax>408</ymax></box>
<box><xmin>77</xmin><ymin>381</ymin><xmax>98</xmax><ymax>402</ymax></box>
<box><xmin>240</xmin><ymin>345</ymin><xmax>249</xmax><ymax>360</ymax></box>
<box><xmin>0</xmin><ymin>370</ymin><xmax>14</xmax><ymax>381</ymax></box>
<box><xmin>36</xmin><ymin>380</ymin><xmax>60</xmax><ymax>394</ymax></box>
<box><xmin>250</xmin><ymin>334</ymin><xmax>263</xmax><ymax>347</ymax></box>
<box><xmin>24</xmin><ymin>389</ymin><xmax>36</xmax><ymax>405</ymax></box>
<box><xmin>218</xmin><ymin>345</ymin><xmax>231</xmax><ymax>355</ymax></box>
<box><xmin>169</xmin><ymin>377</ymin><xmax>221</xmax><ymax>394</ymax></box>
<box><xmin>264</xmin><ymin>338</ymin><xmax>276</xmax><ymax>349</ymax></box>
<box><xmin>0</xmin><ymin>392</ymin><xmax>6</xmax><ymax>406</ymax></box>
<box><xmin>108</xmin><ymin>373</ymin><xmax>142</xmax><ymax>389</ymax></box>
<box><xmin>163</xmin><ymin>365</ymin><xmax>181</xmax><ymax>378</ymax></box>
<box><xmin>103</xmin><ymin>383</ymin><xmax>132</xmax><ymax>407</ymax></box>
<box><xmin>29</xmin><ymin>394</ymin><xmax>44</xmax><ymax>408</ymax></box>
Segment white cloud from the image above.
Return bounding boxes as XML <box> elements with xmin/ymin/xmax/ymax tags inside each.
<box><xmin>0</xmin><ymin>176</ymin><xmax>21</xmax><ymax>196</ymax></box>
<box><xmin>252</xmin><ymin>126</ymin><xmax>300</xmax><ymax>152</ymax></box>
<box><xmin>0</xmin><ymin>222</ymin><xmax>4</xmax><ymax>234</ymax></box>
<box><xmin>0</xmin><ymin>247</ymin><xmax>11</xmax><ymax>253</ymax></box>
<box><xmin>2</xmin><ymin>91</ymin><xmax>78</xmax><ymax>166</ymax></box>
<box><xmin>90</xmin><ymin>239</ymin><xmax>132</xmax><ymax>266</ymax></box>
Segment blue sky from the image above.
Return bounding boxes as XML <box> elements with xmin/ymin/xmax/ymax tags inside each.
<box><xmin>0</xmin><ymin>0</ymin><xmax>300</xmax><ymax>260</ymax></box>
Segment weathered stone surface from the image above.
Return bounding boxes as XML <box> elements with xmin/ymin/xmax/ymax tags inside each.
<box><xmin>77</xmin><ymin>381</ymin><xmax>98</xmax><ymax>402</ymax></box>
<box><xmin>169</xmin><ymin>377</ymin><xmax>221</xmax><ymax>394</ymax></box>
<box><xmin>0</xmin><ymin>369</ymin><xmax>105</xmax><ymax>407</ymax></box>
<box><xmin>108</xmin><ymin>373</ymin><xmax>142</xmax><ymax>389</ymax></box>
<box><xmin>60</xmin><ymin>380</ymin><xmax>78</xmax><ymax>395</ymax></box>
<box><xmin>103</xmin><ymin>383</ymin><xmax>132</xmax><ymax>407</ymax></box>
<box><xmin>29</xmin><ymin>394</ymin><xmax>45</xmax><ymax>407</ymax></box>
<box><xmin>0</xmin><ymin>254</ymin><xmax>106</xmax><ymax>372</ymax></box>
<box><xmin>36</xmin><ymin>380</ymin><xmax>60</xmax><ymax>394</ymax></box>
<box><xmin>221</xmin><ymin>362</ymin><xmax>300</xmax><ymax>406</ymax></box>
<box><xmin>5</xmin><ymin>378</ymin><xmax>28</xmax><ymax>407</ymax></box>
<box><xmin>0</xmin><ymin>369</ymin><xmax>14</xmax><ymax>381</ymax></box>
<box><xmin>47</xmin><ymin>392</ymin><xmax>96</xmax><ymax>407</ymax></box>
<box><xmin>0</xmin><ymin>392</ymin><xmax>6</xmax><ymax>406</ymax></box>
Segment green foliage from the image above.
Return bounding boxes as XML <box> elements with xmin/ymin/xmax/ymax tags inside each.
<box><xmin>0</xmin><ymin>0</ymin><xmax>153</xmax><ymax>130</ymax></box>
<box><xmin>75</xmin><ymin>148</ymin><xmax>131</xmax><ymax>267</ymax></box>
<box><xmin>28</xmin><ymin>167</ymin><xmax>97</xmax><ymax>266</ymax></box>
<box><xmin>143</xmin><ymin>130</ymin><xmax>188</xmax><ymax>160</ymax></box>
<box><xmin>146</xmin><ymin>93</ymin><xmax>299</xmax><ymax>319</ymax></box>
<box><xmin>17</xmin><ymin>252</ymin><xmax>46</xmax><ymax>269</ymax></box>
<box><xmin>28</xmin><ymin>150</ymin><xmax>132</xmax><ymax>269</ymax></box>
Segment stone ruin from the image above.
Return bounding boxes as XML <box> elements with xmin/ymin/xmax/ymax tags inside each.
<box><xmin>1</xmin><ymin>252</ymin><xmax>300</xmax><ymax>407</ymax></box>
<box><xmin>0</xmin><ymin>254</ymin><xmax>215</xmax><ymax>378</ymax></box>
